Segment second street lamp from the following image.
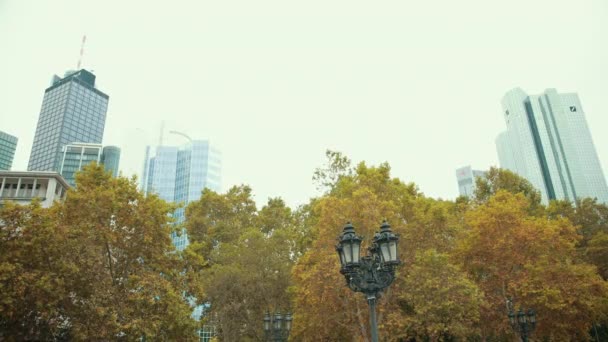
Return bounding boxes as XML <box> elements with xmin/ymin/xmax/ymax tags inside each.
<box><xmin>507</xmin><ymin>300</ymin><xmax>536</xmax><ymax>342</ymax></box>
<box><xmin>336</xmin><ymin>221</ymin><xmax>400</xmax><ymax>342</ymax></box>
<box><xmin>263</xmin><ymin>311</ymin><xmax>292</xmax><ymax>342</ymax></box>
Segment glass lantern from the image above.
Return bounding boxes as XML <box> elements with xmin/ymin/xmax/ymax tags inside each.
<box><xmin>373</xmin><ymin>221</ymin><xmax>399</xmax><ymax>265</ymax></box>
<box><xmin>337</xmin><ymin>222</ymin><xmax>362</xmax><ymax>267</ymax></box>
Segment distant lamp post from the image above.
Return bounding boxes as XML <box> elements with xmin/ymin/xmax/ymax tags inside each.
<box><xmin>263</xmin><ymin>311</ymin><xmax>292</xmax><ymax>342</ymax></box>
<box><xmin>336</xmin><ymin>221</ymin><xmax>400</xmax><ymax>342</ymax></box>
<box><xmin>507</xmin><ymin>300</ymin><xmax>536</xmax><ymax>342</ymax></box>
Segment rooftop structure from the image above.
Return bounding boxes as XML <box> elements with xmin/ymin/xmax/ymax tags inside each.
<box><xmin>0</xmin><ymin>171</ymin><xmax>70</xmax><ymax>208</ymax></box>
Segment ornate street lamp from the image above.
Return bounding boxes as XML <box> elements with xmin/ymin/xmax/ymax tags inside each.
<box><xmin>507</xmin><ymin>300</ymin><xmax>536</xmax><ymax>342</ymax></box>
<box><xmin>263</xmin><ymin>311</ymin><xmax>292</xmax><ymax>342</ymax></box>
<box><xmin>336</xmin><ymin>221</ymin><xmax>400</xmax><ymax>342</ymax></box>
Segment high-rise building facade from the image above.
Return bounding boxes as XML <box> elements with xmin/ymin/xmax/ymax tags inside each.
<box><xmin>0</xmin><ymin>131</ymin><xmax>18</xmax><ymax>170</ymax></box>
<box><xmin>496</xmin><ymin>88</ymin><xmax>608</xmax><ymax>204</ymax></box>
<box><xmin>28</xmin><ymin>70</ymin><xmax>109</xmax><ymax>172</ymax></box>
<box><xmin>59</xmin><ymin>143</ymin><xmax>121</xmax><ymax>186</ymax></box>
<box><xmin>142</xmin><ymin>138</ymin><xmax>221</xmax><ymax>339</ymax></box>
<box><xmin>142</xmin><ymin>140</ymin><xmax>221</xmax><ymax>250</ymax></box>
<box><xmin>455</xmin><ymin>166</ymin><xmax>486</xmax><ymax>197</ymax></box>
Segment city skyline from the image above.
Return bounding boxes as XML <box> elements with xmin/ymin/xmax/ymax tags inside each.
<box><xmin>1</xmin><ymin>0</ymin><xmax>607</xmax><ymax>207</ymax></box>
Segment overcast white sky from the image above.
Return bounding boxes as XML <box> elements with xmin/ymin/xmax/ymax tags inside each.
<box><xmin>1</xmin><ymin>0</ymin><xmax>607</xmax><ymax>207</ymax></box>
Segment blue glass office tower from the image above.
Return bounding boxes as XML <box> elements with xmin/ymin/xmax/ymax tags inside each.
<box><xmin>142</xmin><ymin>140</ymin><xmax>221</xmax><ymax>250</ymax></box>
<box><xmin>143</xmin><ymin>139</ymin><xmax>220</xmax><ymax>339</ymax></box>
<box><xmin>28</xmin><ymin>70</ymin><xmax>108</xmax><ymax>172</ymax></box>
<box><xmin>0</xmin><ymin>131</ymin><xmax>18</xmax><ymax>170</ymax></box>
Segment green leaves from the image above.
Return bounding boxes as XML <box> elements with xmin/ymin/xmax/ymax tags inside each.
<box><xmin>292</xmin><ymin>158</ymin><xmax>608</xmax><ymax>341</ymax></box>
<box><xmin>474</xmin><ymin>167</ymin><xmax>543</xmax><ymax>214</ymax></box>
<box><xmin>184</xmin><ymin>190</ymin><xmax>297</xmax><ymax>340</ymax></box>
<box><xmin>392</xmin><ymin>249</ymin><xmax>483</xmax><ymax>340</ymax></box>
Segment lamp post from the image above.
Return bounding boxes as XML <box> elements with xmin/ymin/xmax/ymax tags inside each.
<box><xmin>507</xmin><ymin>301</ymin><xmax>536</xmax><ymax>342</ymax></box>
<box><xmin>263</xmin><ymin>311</ymin><xmax>292</xmax><ymax>342</ymax></box>
<box><xmin>336</xmin><ymin>221</ymin><xmax>400</xmax><ymax>342</ymax></box>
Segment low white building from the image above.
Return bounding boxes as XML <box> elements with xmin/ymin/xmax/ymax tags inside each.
<box><xmin>0</xmin><ymin>171</ymin><xmax>70</xmax><ymax>208</ymax></box>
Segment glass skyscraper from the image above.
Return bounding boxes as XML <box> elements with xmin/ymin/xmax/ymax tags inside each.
<box><xmin>28</xmin><ymin>69</ymin><xmax>109</xmax><ymax>172</ymax></box>
<box><xmin>496</xmin><ymin>88</ymin><xmax>608</xmax><ymax>204</ymax></box>
<box><xmin>142</xmin><ymin>139</ymin><xmax>220</xmax><ymax>340</ymax></box>
<box><xmin>59</xmin><ymin>143</ymin><xmax>121</xmax><ymax>186</ymax></box>
<box><xmin>455</xmin><ymin>166</ymin><xmax>486</xmax><ymax>197</ymax></box>
<box><xmin>0</xmin><ymin>131</ymin><xmax>18</xmax><ymax>170</ymax></box>
<box><xmin>142</xmin><ymin>140</ymin><xmax>221</xmax><ymax>250</ymax></box>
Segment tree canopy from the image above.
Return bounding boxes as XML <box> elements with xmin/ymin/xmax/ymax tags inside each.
<box><xmin>0</xmin><ymin>164</ymin><xmax>200</xmax><ymax>340</ymax></box>
<box><xmin>2</xmin><ymin>154</ymin><xmax>608</xmax><ymax>341</ymax></box>
<box><xmin>185</xmin><ymin>189</ymin><xmax>298</xmax><ymax>341</ymax></box>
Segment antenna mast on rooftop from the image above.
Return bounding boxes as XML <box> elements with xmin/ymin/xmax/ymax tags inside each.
<box><xmin>76</xmin><ymin>35</ymin><xmax>87</xmax><ymax>70</ymax></box>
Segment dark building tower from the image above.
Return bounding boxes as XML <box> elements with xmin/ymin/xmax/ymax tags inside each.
<box><xmin>28</xmin><ymin>69</ymin><xmax>109</xmax><ymax>172</ymax></box>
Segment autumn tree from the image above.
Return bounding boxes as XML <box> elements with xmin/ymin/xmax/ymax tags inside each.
<box><xmin>200</xmin><ymin>228</ymin><xmax>294</xmax><ymax>341</ymax></box>
<box><xmin>0</xmin><ymin>164</ymin><xmax>200</xmax><ymax>340</ymax></box>
<box><xmin>312</xmin><ymin>149</ymin><xmax>353</xmax><ymax>193</ymax></box>
<box><xmin>186</xmin><ymin>185</ymin><xmax>258</xmax><ymax>262</ymax></box>
<box><xmin>547</xmin><ymin>198</ymin><xmax>608</xmax><ymax>244</ymax></box>
<box><xmin>474</xmin><ymin>167</ymin><xmax>543</xmax><ymax>214</ymax></box>
<box><xmin>292</xmin><ymin>154</ymin><xmax>484</xmax><ymax>341</ymax></box>
<box><xmin>0</xmin><ymin>201</ymin><xmax>73</xmax><ymax>340</ymax></box>
<box><xmin>547</xmin><ymin>198</ymin><xmax>608</xmax><ymax>281</ymax></box>
<box><xmin>384</xmin><ymin>249</ymin><xmax>483</xmax><ymax>341</ymax></box>
<box><xmin>587</xmin><ymin>232</ymin><xmax>608</xmax><ymax>280</ymax></box>
<box><xmin>457</xmin><ymin>190</ymin><xmax>608</xmax><ymax>339</ymax></box>
<box><xmin>186</xmin><ymin>190</ymin><xmax>297</xmax><ymax>341</ymax></box>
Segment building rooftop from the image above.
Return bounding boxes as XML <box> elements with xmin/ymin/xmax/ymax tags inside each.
<box><xmin>0</xmin><ymin>130</ymin><xmax>18</xmax><ymax>143</ymax></box>
<box><xmin>45</xmin><ymin>69</ymin><xmax>109</xmax><ymax>99</ymax></box>
<box><xmin>0</xmin><ymin>170</ymin><xmax>71</xmax><ymax>190</ymax></box>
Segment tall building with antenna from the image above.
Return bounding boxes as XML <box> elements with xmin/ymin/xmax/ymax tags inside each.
<box><xmin>28</xmin><ymin>69</ymin><xmax>109</xmax><ymax>172</ymax></box>
<box><xmin>28</xmin><ymin>37</ymin><xmax>111</xmax><ymax>173</ymax></box>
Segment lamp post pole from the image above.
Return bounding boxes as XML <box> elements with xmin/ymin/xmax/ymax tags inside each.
<box><xmin>367</xmin><ymin>294</ymin><xmax>379</xmax><ymax>342</ymax></box>
<box><xmin>336</xmin><ymin>221</ymin><xmax>400</xmax><ymax>342</ymax></box>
